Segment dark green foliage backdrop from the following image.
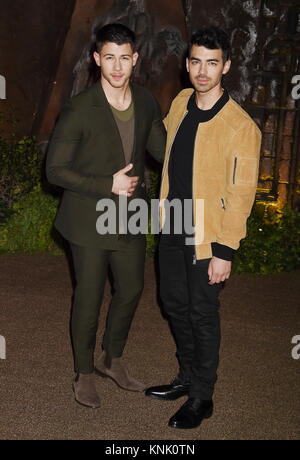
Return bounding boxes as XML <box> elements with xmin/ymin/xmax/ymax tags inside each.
<box><xmin>0</xmin><ymin>117</ymin><xmax>42</xmax><ymax>217</ymax></box>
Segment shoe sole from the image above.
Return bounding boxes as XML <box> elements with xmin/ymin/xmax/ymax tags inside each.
<box><xmin>145</xmin><ymin>392</ymin><xmax>189</xmax><ymax>401</ymax></box>
<box><xmin>72</xmin><ymin>383</ymin><xmax>101</xmax><ymax>409</ymax></box>
<box><xmin>94</xmin><ymin>367</ymin><xmax>145</xmax><ymax>393</ymax></box>
<box><xmin>168</xmin><ymin>409</ymin><xmax>213</xmax><ymax>430</ymax></box>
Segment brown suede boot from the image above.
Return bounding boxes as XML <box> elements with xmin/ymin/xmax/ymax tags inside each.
<box><xmin>95</xmin><ymin>351</ymin><xmax>146</xmax><ymax>392</ymax></box>
<box><xmin>73</xmin><ymin>373</ymin><xmax>100</xmax><ymax>409</ymax></box>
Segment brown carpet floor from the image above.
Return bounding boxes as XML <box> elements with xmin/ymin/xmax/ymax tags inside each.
<box><xmin>0</xmin><ymin>254</ymin><xmax>299</xmax><ymax>440</ymax></box>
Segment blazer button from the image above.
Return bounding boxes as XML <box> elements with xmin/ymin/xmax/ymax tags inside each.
<box><xmin>141</xmin><ymin>182</ymin><xmax>146</xmax><ymax>188</ymax></box>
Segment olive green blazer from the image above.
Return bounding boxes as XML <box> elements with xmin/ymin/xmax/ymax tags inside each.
<box><xmin>46</xmin><ymin>82</ymin><xmax>166</xmax><ymax>248</ymax></box>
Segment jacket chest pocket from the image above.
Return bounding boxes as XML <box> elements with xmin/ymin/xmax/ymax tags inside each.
<box><xmin>230</xmin><ymin>156</ymin><xmax>259</xmax><ymax>187</ymax></box>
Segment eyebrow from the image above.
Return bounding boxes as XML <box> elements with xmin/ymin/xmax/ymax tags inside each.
<box><xmin>190</xmin><ymin>57</ymin><xmax>220</xmax><ymax>62</ymax></box>
<box><xmin>103</xmin><ymin>53</ymin><xmax>131</xmax><ymax>57</ymax></box>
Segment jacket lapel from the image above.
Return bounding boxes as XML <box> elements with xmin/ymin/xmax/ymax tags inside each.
<box><xmin>89</xmin><ymin>82</ymin><xmax>145</xmax><ymax>169</ymax></box>
<box><xmin>131</xmin><ymin>84</ymin><xmax>144</xmax><ymax>165</ymax></box>
<box><xmin>90</xmin><ymin>82</ymin><xmax>125</xmax><ymax>167</ymax></box>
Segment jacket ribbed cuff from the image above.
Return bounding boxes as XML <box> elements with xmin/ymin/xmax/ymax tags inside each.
<box><xmin>211</xmin><ymin>242</ymin><xmax>235</xmax><ymax>261</ymax></box>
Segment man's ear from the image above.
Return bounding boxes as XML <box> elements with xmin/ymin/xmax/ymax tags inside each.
<box><xmin>222</xmin><ymin>59</ymin><xmax>231</xmax><ymax>76</ymax></box>
<box><xmin>133</xmin><ymin>52</ymin><xmax>139</xmax><ymax>67</ymax></box>
<box><xmin>186</xmin><ymin>57</ymin><xmax>190</xmax><ymax>73</ymax></box>
<box><xmin>93</xmin><ymin>51</ymin><xmax>101</xmax><ymax>68</ymax></box>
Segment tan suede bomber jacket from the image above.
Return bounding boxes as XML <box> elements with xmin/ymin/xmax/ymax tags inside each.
<box><xmin>159</xmin><ymin>89</ymin><xmax>262</xmax><ymax>260</ymax></box>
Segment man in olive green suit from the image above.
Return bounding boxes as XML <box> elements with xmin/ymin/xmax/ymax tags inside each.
<box><xmin>46</xmin><ymin>24</ymin><xmax>166</xmax><ymax>408</ymax></box>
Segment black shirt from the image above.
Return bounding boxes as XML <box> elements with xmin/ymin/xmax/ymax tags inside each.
<box><xmin>166</xmin><ymin>89</ymin><xmax>234</xmax><ymax>261</ymax></box>
<box><xmin>168</xmin><ymin>89</ymin><xmax>229</xmax><ymax>201</ymax></box>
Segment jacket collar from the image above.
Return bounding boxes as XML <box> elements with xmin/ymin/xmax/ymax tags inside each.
<box><xmin>89</xmin><ymin>81</ymin><xmax>142</xmax><ymax>166</ymax></box>
<box><xmin>90</xmin><ymin>80</ymin><xmax>140</xmax><ymax>108</ymax></box>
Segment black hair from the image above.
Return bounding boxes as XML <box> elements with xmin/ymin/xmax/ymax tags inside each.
<box><xmin>189</xmin><ymin>26</ymin><xmax>231</xmax><ymax>61</ymax></box>
<box><xmin>95</xmin><ymin>23</ymin><xmax>136</xmax><ymax>53</ymax></box>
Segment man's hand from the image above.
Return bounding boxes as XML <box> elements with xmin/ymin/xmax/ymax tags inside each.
<box><xmin>112</xmin><ymin>163</ymin><xmax>139</xmax><ymax>197</ymax></box>
<box><xmin>208</xmin><ymin>257</ymin><xmax>232</xmax><ymax>285</ymax></box>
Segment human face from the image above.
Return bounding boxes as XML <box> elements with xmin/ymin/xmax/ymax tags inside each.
<box><xmin>94</xmin><ymin>42</ymin><xmax>138</xmax><ymax>89</ymax></box>
<box><xmin>186</xmin><ymin>45</ymin><xmax>231</xmax><ymax>94</ymax></box>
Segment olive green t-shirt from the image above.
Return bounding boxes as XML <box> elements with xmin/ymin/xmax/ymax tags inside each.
<box><xmin>110</xmin><ymin>102</ymin><xmax>135</xmax><ymax>165</ymax></box>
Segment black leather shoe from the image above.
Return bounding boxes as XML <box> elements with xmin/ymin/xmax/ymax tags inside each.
<box><xmin>145</xmin><ymin>378</ymin><xmax>190</xmax><ymax>401</ymax></box>
<box><xmin>168</xmin><ymin>398</ymin><xmax>213</xmax><ymax>429</ymax></box>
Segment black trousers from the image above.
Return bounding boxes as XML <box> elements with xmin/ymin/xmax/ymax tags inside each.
<box><xmin>70</xmin><ymin>237</ymin><xmax>146</xmax><ymax>374</ymax></box>
<box><xmin>159</xmin><ymin>234</ymin><xmax>222</xmax><ymax>400</ymax></box>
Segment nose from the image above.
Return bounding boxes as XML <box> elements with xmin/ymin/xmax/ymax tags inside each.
<box><xmin>198</xmin><ymin>62</ymin><xmax>207</xmax><ymax>76</ymax></box>
<box><xmin>114</xmin><ymin>59</ymin><xmax>122</xmax><ymax>71</ymax></box>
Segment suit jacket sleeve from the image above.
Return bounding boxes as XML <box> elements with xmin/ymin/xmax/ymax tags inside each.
<box><xmin>146</xmin><ymin>97</ymin><xmax>167</xmax><ymax>164</ymax></box>
<box><xmin>46</xmin><ymin>100</ymin><xmax>113</xmax><ymax>198</ymax></box>
<box><xmin>215</xmin><ymin>121</ymin><xmax>262</xmax><ymax>250</ymax></box>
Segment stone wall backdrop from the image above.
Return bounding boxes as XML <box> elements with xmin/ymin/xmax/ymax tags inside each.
<box><xmin>243</xmin><ymin>0</ymin><xmax>300</xmax><ymax>209</ymax></box>
<box><xmin>0</xmin><ymin>0</ymin><xmax>75</xmax><ymax>136</ymax></box>
<box><xmin>0</xmin><ymin>0</ymin><xmax>299</xmax><ymax>208</ymax></box>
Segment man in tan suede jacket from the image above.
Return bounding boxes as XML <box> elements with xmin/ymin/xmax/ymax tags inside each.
<box><xmin>145</xmin><ymin>26</ymin><xmax>262</xmax><ymax>429</ymax></box>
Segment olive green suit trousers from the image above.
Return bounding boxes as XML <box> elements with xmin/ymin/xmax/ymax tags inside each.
<box><xmin>71</xmin><ymin>236</ymin><xmax>146</xmax><ymax>374</ymax></box>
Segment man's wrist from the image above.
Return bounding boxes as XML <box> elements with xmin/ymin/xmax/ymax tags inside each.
<box><xmin>211</xmin><ymin>242</ymin><xmax>235</xmax><ymax>261</ymax></box>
